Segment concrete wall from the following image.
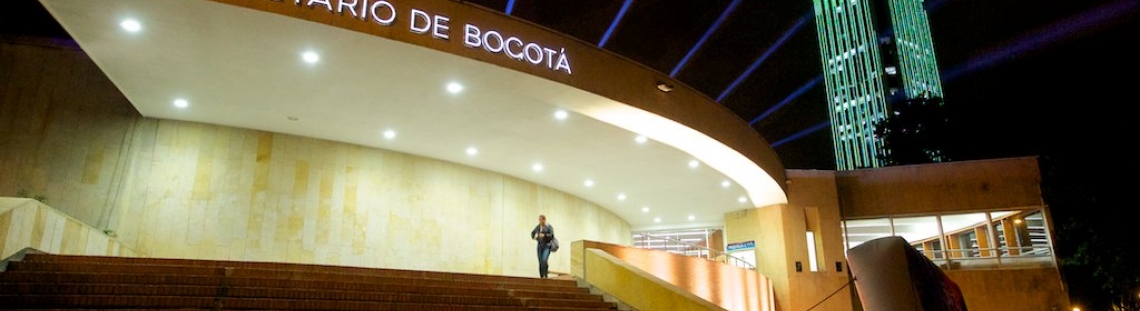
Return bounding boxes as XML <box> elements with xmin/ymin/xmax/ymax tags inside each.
<box><xmin>830</xmin><ymin>158</ymin><xmax>1071</xmax><ymax>310</ymax></box>
<box><xmin>835</xmin><ymin>157</ymin><xmax>1044</xmax><ymax>217</ymax></box>
<box><xmin>1</xmin><ymin>198</ymin><xmax>138</xmax><ymax>262</ymax></box>
<box><xmin>784</xmin><ymin>170</ymin><xmax>856</xmax><ymax>311</ymax></box>
<box><xmin>734</xmin><ymin>163</ymin><xmax>1069</xmax><ymax>311</ymax></box>
<box><xmin>1</xmin><ymin>38</ymin><xmax>630</xmax><ymax>277</ymax></box>
<box><xmin>581</xmin><ymin>249</ymin><xmax>733</xmax><ymax>311</ymax></box>
<box><xmin>945</xmin><ymin>268</ymin><xmax>1069</xmax><ymax>311</ymax></box>
<box><xmin>571</xmin><ymin>240</ymin><xmax>775</xmax><ymax>311</ymax></box>
<box><xmin>724</xmin><ymin>205</ymin><xmax>791</xmax><ymax>310</ymax></box>
<box><xmin>725</xmin><ymin>170</ymin><xmax>854</xmax><ymax>311</ymax></box>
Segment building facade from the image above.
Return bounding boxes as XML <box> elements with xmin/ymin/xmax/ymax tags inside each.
<box><xmin>813</xmin><ymin>0</ymin><xmax>945</xmax><ymax>170</ymax></box>
<box><xmin>2</xmin><ymin>1</ymin><xmax>1068</xmax><ymax>310</ymax></box>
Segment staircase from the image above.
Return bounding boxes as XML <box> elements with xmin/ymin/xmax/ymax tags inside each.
<box><xmin>0</xmin><ymin>253</ymin><xmax>622</xmax><ymax>310</ymax></box>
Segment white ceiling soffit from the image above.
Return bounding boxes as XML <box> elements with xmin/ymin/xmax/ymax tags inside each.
<box><xmin>38</xmin><ymin>0</ymin><xmax>788</xmax><ymax>231</ymax></box>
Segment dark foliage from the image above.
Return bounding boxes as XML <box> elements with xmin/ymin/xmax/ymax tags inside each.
<box><xmin>872</xmin><ymin>95</ymin><xmax>953</xmax><ymax>166</ymax></box>
<box><xmin>1041</xmin><ymin>152</ymin><xmax>1140</xmax><ymax>310</ymax></box>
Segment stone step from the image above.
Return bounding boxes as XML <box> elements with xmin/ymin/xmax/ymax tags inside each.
<box><xmin>0</xmin><ymin>283</ymin><xmax>523</xmax><ymax>306</ymax></box>
<box><xmin>521</xmin><ymin>297</ymin><xmax>619</xmax><ymax>309</ymax></box>
<box><xmin>18</xmin><ymin>253</ymin><xmax>577</xmax><ymax>287</ymax></box>
<box><xmin>510</xmin><ymin>288</ymin><xmax>608</xmax><ymax>300</ymax></box>
<box><xmin>0</xmin><ymin>295</ymin><xmax>534</xmax><ymax>311</ymax></box>
<box><xmin>2</xmin><ymin>254</ymin><xmax>620</xmax><ymax>310</ymax></box>
<box><xmin>0</xmin><ymin>272</ymin><xmax>509</xmax><ymax>297</ymax></box>
<box><xmin>5</xmin><ymin>261</ymin><xmax>587</xmax><ymax>293</ymax></box>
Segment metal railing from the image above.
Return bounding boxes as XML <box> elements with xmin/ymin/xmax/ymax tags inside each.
<box><xmin>633</xmin><ymin>233</ymin><xmax>756</xmax><ymax>270</ymax></box>
<box><xmin>919</xmin><ymin>246</ymin><xmax>1055</xmax><ymax>270</ymax></box>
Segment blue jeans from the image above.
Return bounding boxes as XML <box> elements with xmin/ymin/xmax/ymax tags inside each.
<box><xmin>537</xmin><ymin>245</ymin><xmax>551</xmax><ymax>278</ymax></box>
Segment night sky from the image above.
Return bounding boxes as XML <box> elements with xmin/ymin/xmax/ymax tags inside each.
<box><xmin>457</xmin><ymin>0</ymin><xmax>1140</xmax><ymax>171</ymax></box>
<box><xmin>5</xmin><ymin>0</ymin><xmax>1136</xmax><ymax>170</ymax></box>
<box><xmin>5</xmin><ymin>0</ymin><xmax>1139</xmax><ymax>306</ymax></box>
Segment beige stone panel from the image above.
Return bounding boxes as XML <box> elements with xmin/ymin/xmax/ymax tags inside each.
<box><xmin>575</xmin><ymin>243</ymin><xmax>775</xmax><ymax>311</ymax></box>
<box><xmin>84</xmin><ymin>228</ymin><xmax>109</xmax><ymax>255</ymax></box>
<box><xmin>2</xmin><ymin>203</ymin><xmax>34</xmax><ymax>258</ymax></box>
<box><xmin>60</xmin><ymin>219</ymin><xmax>87</xmax><ymax>255</ymax></box>
<box><xmin>82</xmin><ymin>147</ymin><xmax>105</xmax><ymax>185</ymax></box>
<box><xmin>836</xmin><ymin>157</ymin><xmax>1043</xmax><ymax>217</ymax></box>
<box><xmin>109</xmin><ymin>119</ymin><xmax>160</xmax><ymax>250</ymax></box>
<box><xmin>584</xmin><ymin>249</ymin><xmax>731</xmax><ymax>311</ymax></box>
<box><xmin>503</xmin><ymin>176</ymin><xmax>541</xmax><ymax>277</ymax></box>
<box><xmin>0</xmin><ymin>210</ymin><xmax>12</xmax><ymax>258</ymax></box>
<box><xmin>30</xmin><ymin>205</ymin><xmax>46</xmax><ymax>250</ymax></box>
<box><xmin>38</xmin><ymin>209</ymin><xmax>67</xmax><ymax>253</ymax></box>
<box><xmin>725</xmin><ymin>205</ymin><xmax>793</xmax><ymax>310</ymax></box>
<box><xmin>785</xmin><ymin>169</ymin><xmax>845</xmax><ymax>274</ymax></box>
<box><xmin>483</xmin><ymin>174</ymin><xmax>507</xmax><ymax>276</ymax></box>
<box><xmin>341</xmin><ymin>150</ymin><xmax>364</xmax><ymax>256</ymax></box>
<box><xmin>0</xmin><ymin>52</ymin><xmax>636</xmax><ymax>275</ymax></box>
<box><xmin>433</xmin><ymin>166</ymin><xmax>503</xmax><ymax>274</ymax></box>
<box><xmin>0</xmin><ymin>42</ymin><xmax>134</xmax><ymax>228</ymax></box>
<box><xmin>1</xmin><ymin>199</ymin><xmax>138</xmax><ymax>259</ymax></box>
<box><xmin>788</xmin><ymin>273</ymin><xmax>852</xmax><ymax>311</ymax></box>
<box><xmin>245</xmin><ymin>131</ymin><xmax>274</xmax><ymax>250</ymax></box>
<box><xmin>946</xmin><ymin>268</ymin><xmax>1070</xmax><ymax>311</ymax></box>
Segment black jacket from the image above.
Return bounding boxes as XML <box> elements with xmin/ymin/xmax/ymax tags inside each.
<box><xmin>531</xmin><ymin>223</ymin><xmax>554</xmax><ymax>246</ymax></box>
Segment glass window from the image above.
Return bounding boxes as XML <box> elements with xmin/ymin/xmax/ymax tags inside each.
<box><xmin>892</xmin><ymin>216</ymin><xmax>940</xmax><ymax>258</ymax></box>
<box><xmin>940</xmin><ymin>212</ymin><xmax>989</xmax><ymax>258</ymax></box>
<box><xmin>842</xmin><ymin>209</ymin><xmax>1055</xmax><ymax>269</ymax></box>
<box><xmin>842</xmin><ymin>218</ymin><xmax>893</xmax><ymax>249</ymax></box>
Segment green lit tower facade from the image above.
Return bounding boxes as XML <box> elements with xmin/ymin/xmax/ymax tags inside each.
<box><xmin>812</xmin><ymin>0</ymin><xmax>944</xmax><ymax>170</ymax></box>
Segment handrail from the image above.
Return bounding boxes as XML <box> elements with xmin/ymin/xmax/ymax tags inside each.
<box><xmin>917</xmin><ymin>246</ymin><xmax>1054</xmax><ymax>270</ymax></box>
<box><xmin>633</xmin><ymin>233</ymin><xmax>756</xmax><ymax>270</ymax></box>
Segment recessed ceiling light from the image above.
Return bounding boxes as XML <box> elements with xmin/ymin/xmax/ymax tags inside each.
<box><xmin>688</xmin><ymin>160</ymin><xmax>700</xmax><ymax>168</ymax></box>
<box><xmin>584</xmin><ymin>179</ymin><xmax>594</xmax><ymax>187</ymax></box>
<box><xmin>383</xmin><ymin>130</ymin><xmax>396</xmax><ymax>140</ymax></box>
<box><xmin>688</xmin><ymin>215</ymin><xmax>695</xmax><ymax>220</ymax></box>
<box><xmin>635</xmin><ymin>135</ymin><xmax>648</xmax><ymax>144</ymax></box>
<box><xmin>721</xmin><ymin>180</ymin><xmax>731</xmax><ymax>188</ymax></box>
<box><xmin>120</xmin><ymin>19</ymin><xmax>141</xmax><ymax>32</ymax></box>
<box><xmin>173</xmin><ymin>98</ymin><xmax>188</xmax><ymax>108</ymax></box>
<box><xmin>302</xmin><ymin>51</ymin><xmax>320</xmax><ymax>64</ymax></box>
<box><xmin>446</xmin><ymin>82</ymin><xmax>463</xmax><ymax>94</ymax></box>
<box><xmin>532</xmin><ymin>163</ymin><xmax>544</xmax><ymax>172</ymax></box>
<box><xmin>617</xmin><ymin>193</ymin><xmax>626</xmax><ymax>201</ymax></box>
<box><xmin>554</xmin><ymin>110</ymin><xmax>568</xmax><ymax>120</ymax></box>
<box><xmin>738</xmin><ymin>196</ymin><xmax>748</xmax><ymax>203</ymax></box>
<box><xmin>641</xmin><ymin>206</ymin><xmax>649</xmax><ymax>213</ymax></box>
<box><xmin>465</xmin><ymin>147</ymin><xmax>478</xmax><ymax>156</ymax></box>
<box><xmin>654</xmin><ymin>217</ymin><xmax>661</xmax><ymax>223</ymax></box>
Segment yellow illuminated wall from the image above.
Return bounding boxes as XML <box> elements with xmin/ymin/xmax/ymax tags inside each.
<box><xmin>1</xmin><ymin>198</ymin><xmax>139</xmax><ymax>260</ymax></box>
<box><xmin>0</xmin><ymin>38</ymin><xmax>630</xmax><ymax>277</ymax></box>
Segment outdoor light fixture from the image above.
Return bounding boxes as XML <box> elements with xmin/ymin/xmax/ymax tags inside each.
<box><xmin>120</xmin><ymin>19</ymin><xmax>141</xmax><ymax>32</ymax></box>
<box><xmin>656</xmin><ymin>81</ymin><xmax>673</xmax><ymax>92</ymax></box>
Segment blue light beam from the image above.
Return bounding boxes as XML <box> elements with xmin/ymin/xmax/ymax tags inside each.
<box><xmin>749</xmin><ymin>75</ymin><xmax>823</xmax><ymax>125</ymax></box>
<box><xmin>505</xmin><ymin>0</ymin><xmax>516</xmax><ymax>15</ymax></box>
<box><xmin>670</xmin><ymin>0</ymin><xmax>743</xmax><ymax>78</ymax></box>
<box><xmin>599</xmin><ymin>0</ymin><xmax>635</xmax><ymax>47</ymax></box>
<box><xmin>716</xmin><ymin>12</ymin><xmax>811</xmax><ymax>102</ymax></box>
<box><xmin>942</xmin><ymin>0</ymin><xmax>1138</xmax><ymax>82</ymax></box>
<box><xmin>771</xmin><ymin>120</ymin><xmax>830</xmax><ymax>148</ymax></box>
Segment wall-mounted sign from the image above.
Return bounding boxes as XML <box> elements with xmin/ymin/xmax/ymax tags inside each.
<box><xmin>274</xmin><ymin>0</ymin><xmax>573</xmax><ymax>75</ymax></box>
<box><xmin>727</xmin><ymin>240</ymin><xmax>755</xmax><ymax>252</ymax></box>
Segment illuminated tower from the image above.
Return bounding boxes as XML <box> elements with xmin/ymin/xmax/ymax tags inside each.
<box><xmin>812</xmin><ymin>0</ymin><xmax>944</xmax><ymax>170</ymax></box>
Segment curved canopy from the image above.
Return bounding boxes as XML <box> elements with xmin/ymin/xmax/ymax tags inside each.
<box><xmin>39</xmin><ymin>0</ymin><xmax>788</xmax><ymax>231</ymax></box>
